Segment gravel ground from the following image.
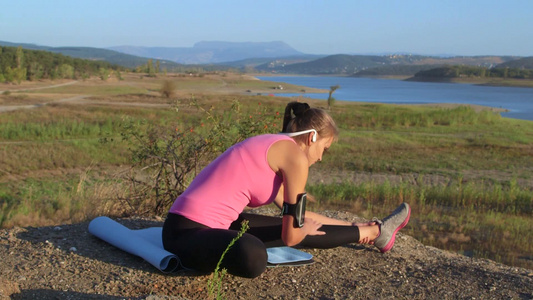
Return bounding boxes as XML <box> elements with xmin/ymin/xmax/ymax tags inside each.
<box><xmin>1</xmin><ymin>209</ymin><xmax>532</xmax><ymax>300</ymax></box>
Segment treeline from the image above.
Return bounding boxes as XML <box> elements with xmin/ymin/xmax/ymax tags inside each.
<box><xmin>353</xmin><ymin>65</ymin><xmax>441</xmax><ymax>77</ymax></box>
<box><xmin>414</xmin><ymin>65</ymin><xmax>533</xmax><ymax>79</ymax></box>
<box><xmin>132</xmin><ymin>58</ymin><xmax>238</xmax><ymax>77</ymax></box>
<box><xmin>496</xmin><ymin>56</ymin><xmax>533</xmax><ymax>69</ymax></box>
<box><xmin>0</xmin><ymin>46</ymin><xmax>122</xmax><ymax>84</ymax></box>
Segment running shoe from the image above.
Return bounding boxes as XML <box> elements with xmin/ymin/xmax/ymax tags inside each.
<box><xmin>373</xmin><ymin>203</ymin><xmax>411</xmax><ymax>253</ymax></box>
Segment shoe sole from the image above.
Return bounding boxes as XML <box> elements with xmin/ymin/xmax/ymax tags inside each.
<box><xmin>379</xmin><ymin>205</ymin><xmax>411</xmax><ymax>253</ymax></box>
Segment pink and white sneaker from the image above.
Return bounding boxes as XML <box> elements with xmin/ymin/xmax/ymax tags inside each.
<box><xmin>373</xmin><ymin>203</ymin><xmax>411</xmax><ymax>253</ymax></box>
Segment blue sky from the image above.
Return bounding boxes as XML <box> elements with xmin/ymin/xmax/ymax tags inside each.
<box><xmin>1</xmin><ymin>0</ymin><xmax>532</xmax><ymax>56</ymax></box>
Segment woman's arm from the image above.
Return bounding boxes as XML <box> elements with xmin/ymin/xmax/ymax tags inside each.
<box><xmin>268</xmin><ymin>140</ymin><xmax>324</xmax><ymax>246</ymax></box>
<box><xmin>273</xmin><ymin>190</ymin><xmax>352</xmax><ymax>226</ymax></box>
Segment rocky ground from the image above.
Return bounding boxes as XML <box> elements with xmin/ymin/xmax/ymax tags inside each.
<box><xmin>1</xmin><ymin>208</ymin><xmax>532</xmax><ymax>300</ymax></box>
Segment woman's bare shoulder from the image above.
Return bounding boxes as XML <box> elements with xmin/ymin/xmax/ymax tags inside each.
<box><xmin>267</xmin><ymin>139</ymin><xmax>307</xmax><ymax>172</ymax></box>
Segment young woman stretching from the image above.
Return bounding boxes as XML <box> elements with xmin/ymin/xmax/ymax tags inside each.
<box><xmin>162</xmin><ymin>101</ymin><xmax>410</xmax><ymax>278</ymax></box>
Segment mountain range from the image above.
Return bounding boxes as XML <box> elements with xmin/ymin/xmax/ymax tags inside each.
<box><xmin>1</xmin><ymin>40</ymin><xmax>531</xmax><ymax>76</ymax></box>
<box><xmin>108</xmin><ymin>41</ymin><xmax>305</xmax><ymax>64</ymax></box>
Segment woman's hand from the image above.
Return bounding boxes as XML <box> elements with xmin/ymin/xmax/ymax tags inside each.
<box><xmin>302</xmin><ymin>217</ymin><xmax>325</xmax><ymax>236</ymax></box>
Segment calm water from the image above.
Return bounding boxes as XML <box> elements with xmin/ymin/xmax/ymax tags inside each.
<box><xmin>257</xmin><ymin>76</ymin><xmax>533</xmax><ymax>121</ymax></box>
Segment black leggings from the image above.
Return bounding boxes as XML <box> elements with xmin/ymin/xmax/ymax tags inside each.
<box><xmin>162</xmin><ymin>212</ymin><xmax>360</xmax><ymax>278</ymax></box>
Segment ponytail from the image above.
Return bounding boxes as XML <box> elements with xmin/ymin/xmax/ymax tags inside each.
<box><xmin>282</xmin><ymin>101</ymin><xmax>338</xmax><ymax>142</ymax></box>
<box><xmin>282</xmin><ymin>102</ymin><xmax>310</xmax><ymax>133</ymax></box>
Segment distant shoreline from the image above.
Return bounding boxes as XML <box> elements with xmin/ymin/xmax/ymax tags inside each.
<box><xmin>254</xmin><ymin>74</ymin><xmax>533</xmax><ymax>121</ymax></box>
<box><xmin>405</xmin><ymin>76</ymin><xmax>533</xmax><ymax>88</ymax></box>
<box><xmin>253</xmin><ymin>73</ymin><xmax>533</xmax><ymax>88</ymax></box>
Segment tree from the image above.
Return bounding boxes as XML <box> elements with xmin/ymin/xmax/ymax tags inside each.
<box><xmin>0</xmin><ymin>45</ymin><xmax>120</xmax><ymax>83</ymax></box>
<box><xmin>59</xmin><ymin>64</ymin><xmax>74</xmax><ymax>79</ymax></box>
<box><xmin>146</xmin><ymin>59</ymin><xmax>155</xmax><ymax>76</ymax></box>
<box><xmin>15</xmin><ymin>46</ymin><xmax>24</xmax><ymax>68</ymax></box>
<box><xmin>13</xmin><ymin>67</ymin><xmax>26</xmax><ymax>84</ymax></box>
<box><xmin>328</xmin><ymin>85</ymin><xmax>340</xmax><ymax>110</ymax></box>
<box><xmin>99</xmin><ymin>67</ymin><xmax>110</xmax><ymax>81</ymax></box>
<box><xmin>28</xmin><ymin>62</ymin><xmax>44</xmax><ymax>81</ymax></box>
<box><xmin>115</xmin><ymin>70</ymin><xmax>124</xmax><ymax>80</ymax></box>
<box><xmin>4</xmin><ymin>67</ymin><xmax>15</xmax><ymax>83</ymax></box>
<box><xmin>13</xmin><ymin>46</ymin><xmax>27</xmax><ymax>83</ymax></box>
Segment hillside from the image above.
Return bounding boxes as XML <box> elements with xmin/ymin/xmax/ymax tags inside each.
<box><xmin>217</xmin><ymin>54</ymin><xmax>324</xmax><ymax>69</ymax></box>
<box><xmin>0</xmin><ymin>208</ymin><xmax>531</xmax><ymax>299</ymax></box>
<box><xmin>0</xmin><ymin>41</ymin><xmax>181</xmax><ymax>69</ymax></box>
<box><xmin>352</xmin><ymin>64</ymin><xmax>442</xmax><ymax>77</ymax></box>
<box><xmin>109</xmin><ymin>41</ymin><xmax>304</xmax><ymax>64</ymax></box>
<box><xmin>0</xmin><ymin>45</ymin><xmax>121</xmax><ymax>83</ymax></box>
<box><xmin>256</xmin><ymin>54</ymin><xmax>518</xmax><ymax>75</ymax></box>
<box><xmin>257</xmin><ymin>54</ymin><xmax>391</xmax><ymax>74</ymax></box>
<box><xmin>496</xmin><ymin>56</ymin><xmax>533</xmax><ymax>69</ymax></box>
<box><xmin>411</xmin><ymin>65</ymin><xmax>533</xmax><ymax>80</ymax></box>
<box><xmin>3</xmin><ymin>40</ymin><xmax>526</xmax><ymax>76</ymax></box>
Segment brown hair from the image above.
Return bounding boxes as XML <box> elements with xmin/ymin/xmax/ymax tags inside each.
<box><xmin>282</xmin><ymin>102</ymin><xmax>339</xmax><ymax>143</ymax></box>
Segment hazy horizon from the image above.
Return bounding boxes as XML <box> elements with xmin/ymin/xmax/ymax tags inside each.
<box><xmin>2</xmin><ymin>0</ymin><xmax>532</xmax><ymax>57</ymax></box>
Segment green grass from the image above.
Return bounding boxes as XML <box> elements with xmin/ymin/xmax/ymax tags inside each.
<box><xmin>0</xmin><ymin>82</ymin><xmax>532</xmax><ymax>270</ymax></box>
<box><xmin>0</xmin><ymin>172</ymin><xmax>131</xmax><ymax>228</ymax></box>
<box><xmin>317</xmin><ymin>104</ymin><xmax>533</xmax><ymax>179</ymax></box>
<box><xmin>1</xmin><ymin>176</ymin><xmax>91</xmax><ymax>227</ymax></box>
<box><xmin>306</xmin><ymin>179</ymin><xmax>533</xmax><ymax>270</ymax></box>
<box><xmin>23</xmin><ymin>84</ymin><xmax>147</xmax><ymax>96</ymax></box>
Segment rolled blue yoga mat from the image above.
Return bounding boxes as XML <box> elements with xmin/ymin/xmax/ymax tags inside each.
<box><xmin>88</xmin><ymin>216</ymin><xmax>313</xmax><ymax>273</ymax></box>
<box><xmin>88</xmin><ymin>216</ymin><xmax>180</xmax><ymax>273</ymax></box>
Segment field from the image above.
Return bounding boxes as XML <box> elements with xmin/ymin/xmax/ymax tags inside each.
<box><xmin>0</xmin><ymin>72</ymin><xmax>532</xmax><ymax>270</ymax></box>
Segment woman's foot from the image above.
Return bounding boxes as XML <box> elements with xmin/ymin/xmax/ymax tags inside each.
<box><xmin>373</xmin><ymin>203</ymin><xmax>411</xmax><ymax>253</ymax></box>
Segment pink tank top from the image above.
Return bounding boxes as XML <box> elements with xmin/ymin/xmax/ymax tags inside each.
<box><xmin>169</xmin><ymin>134</ymin><xmax>295</xmax><ymax>229</ymax></box>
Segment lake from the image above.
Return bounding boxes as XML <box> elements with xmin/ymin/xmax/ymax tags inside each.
<box><xmin>256</xmin><ymin>76</ymin><xmax>533</xmax><ymax>121</ymax></box>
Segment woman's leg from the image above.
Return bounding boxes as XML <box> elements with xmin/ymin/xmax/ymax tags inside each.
<box><xmin>232</xmin><ymin>202</ymin><xmax>408</xmax><ymax>252</ymax></box>
<box><xmin>163</xmin><ymin>213</ymin><xmax>267</xmax><ymax>278</ymax></box>
<box><xmin>232</xmin><ymin>213</ymin><xmax>378</xmax><ymax>249</ymax></box>
<box><xmin>230</xmin><ymin>213</ymin><xmax>286</xmax><ymax>247</ymax></box>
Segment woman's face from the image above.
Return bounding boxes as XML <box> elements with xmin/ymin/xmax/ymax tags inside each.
<box><xmin>306</xmin><ymin>135</ymin><xmax>334</xmax><ymax>166</ymax></box>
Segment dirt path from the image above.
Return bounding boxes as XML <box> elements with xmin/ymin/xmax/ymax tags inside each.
<box><xmin>0</xmin><ymin>209</ymin><xmax>531</xmax><ymax>299</ymax></box>
<box><xmin>0</xmin><ymin>81</ymin><xmax>93</xmax><ymax>113</ymax></box>
<box><xmin>0</xmin><ymin>81</ymin><xmax>78</xmax><ymax>94</ymax></box>
<box><xmin>0</xmin><ymin>95</ymin><xmax>91</xmax><ymax>113</ymax></box>
<box><xmin>0</xmin><ymin>81</ymin><xmax>170</xmax><ymax>113</ymax></box>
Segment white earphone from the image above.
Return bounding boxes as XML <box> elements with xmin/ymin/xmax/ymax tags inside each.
<box><xmin>281</xmin><ymin>129</ymin><xmax>317</xmax><ymax>142</ymax></box>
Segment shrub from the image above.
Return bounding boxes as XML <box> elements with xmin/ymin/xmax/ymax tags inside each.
<box><xmin>99</xmin><ymin>68</ymin><xmax>109</xmax><ymax>81</ymax></box>
<box><xmin>120</xmin><ymin>98</ymin><xmax>280</xmax><ymax>215</ymax></box>
<box><xmin>160</xmin><ymin>80</ymin><xmax>177</xmax><ymax>98</ymax></box>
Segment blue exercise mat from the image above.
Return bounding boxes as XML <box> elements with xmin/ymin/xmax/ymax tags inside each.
<box><xmin>88</xmin><ymin>216</ymin><xmax>313</xmax><ymax>273</ymax></box>
<box><xmin>266</xmin><ymin>246</ymin><xmax>314</xmax><ymax>267</ymax></box>
<box><xmin>88</xmin><ymin>216</ymin><xmax>179</xmax><ymax>272</ymax></box>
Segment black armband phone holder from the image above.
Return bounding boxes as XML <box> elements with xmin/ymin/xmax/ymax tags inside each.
<box><xmin>281</xmin><ymin>193</ymin><xmax>307</xmax><ymax>228</ymax></box>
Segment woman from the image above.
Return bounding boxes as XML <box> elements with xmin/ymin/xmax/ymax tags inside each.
<box><xmin>162</xmin><ymin>101</ymin><xmax>410</xmax><ymax>278</ymax></box>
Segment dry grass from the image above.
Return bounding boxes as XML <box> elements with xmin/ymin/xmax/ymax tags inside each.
<box><xmin>0</xmin><ymin>72</ymin><xmax>531</xmax><ymax>270</ymax></box>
